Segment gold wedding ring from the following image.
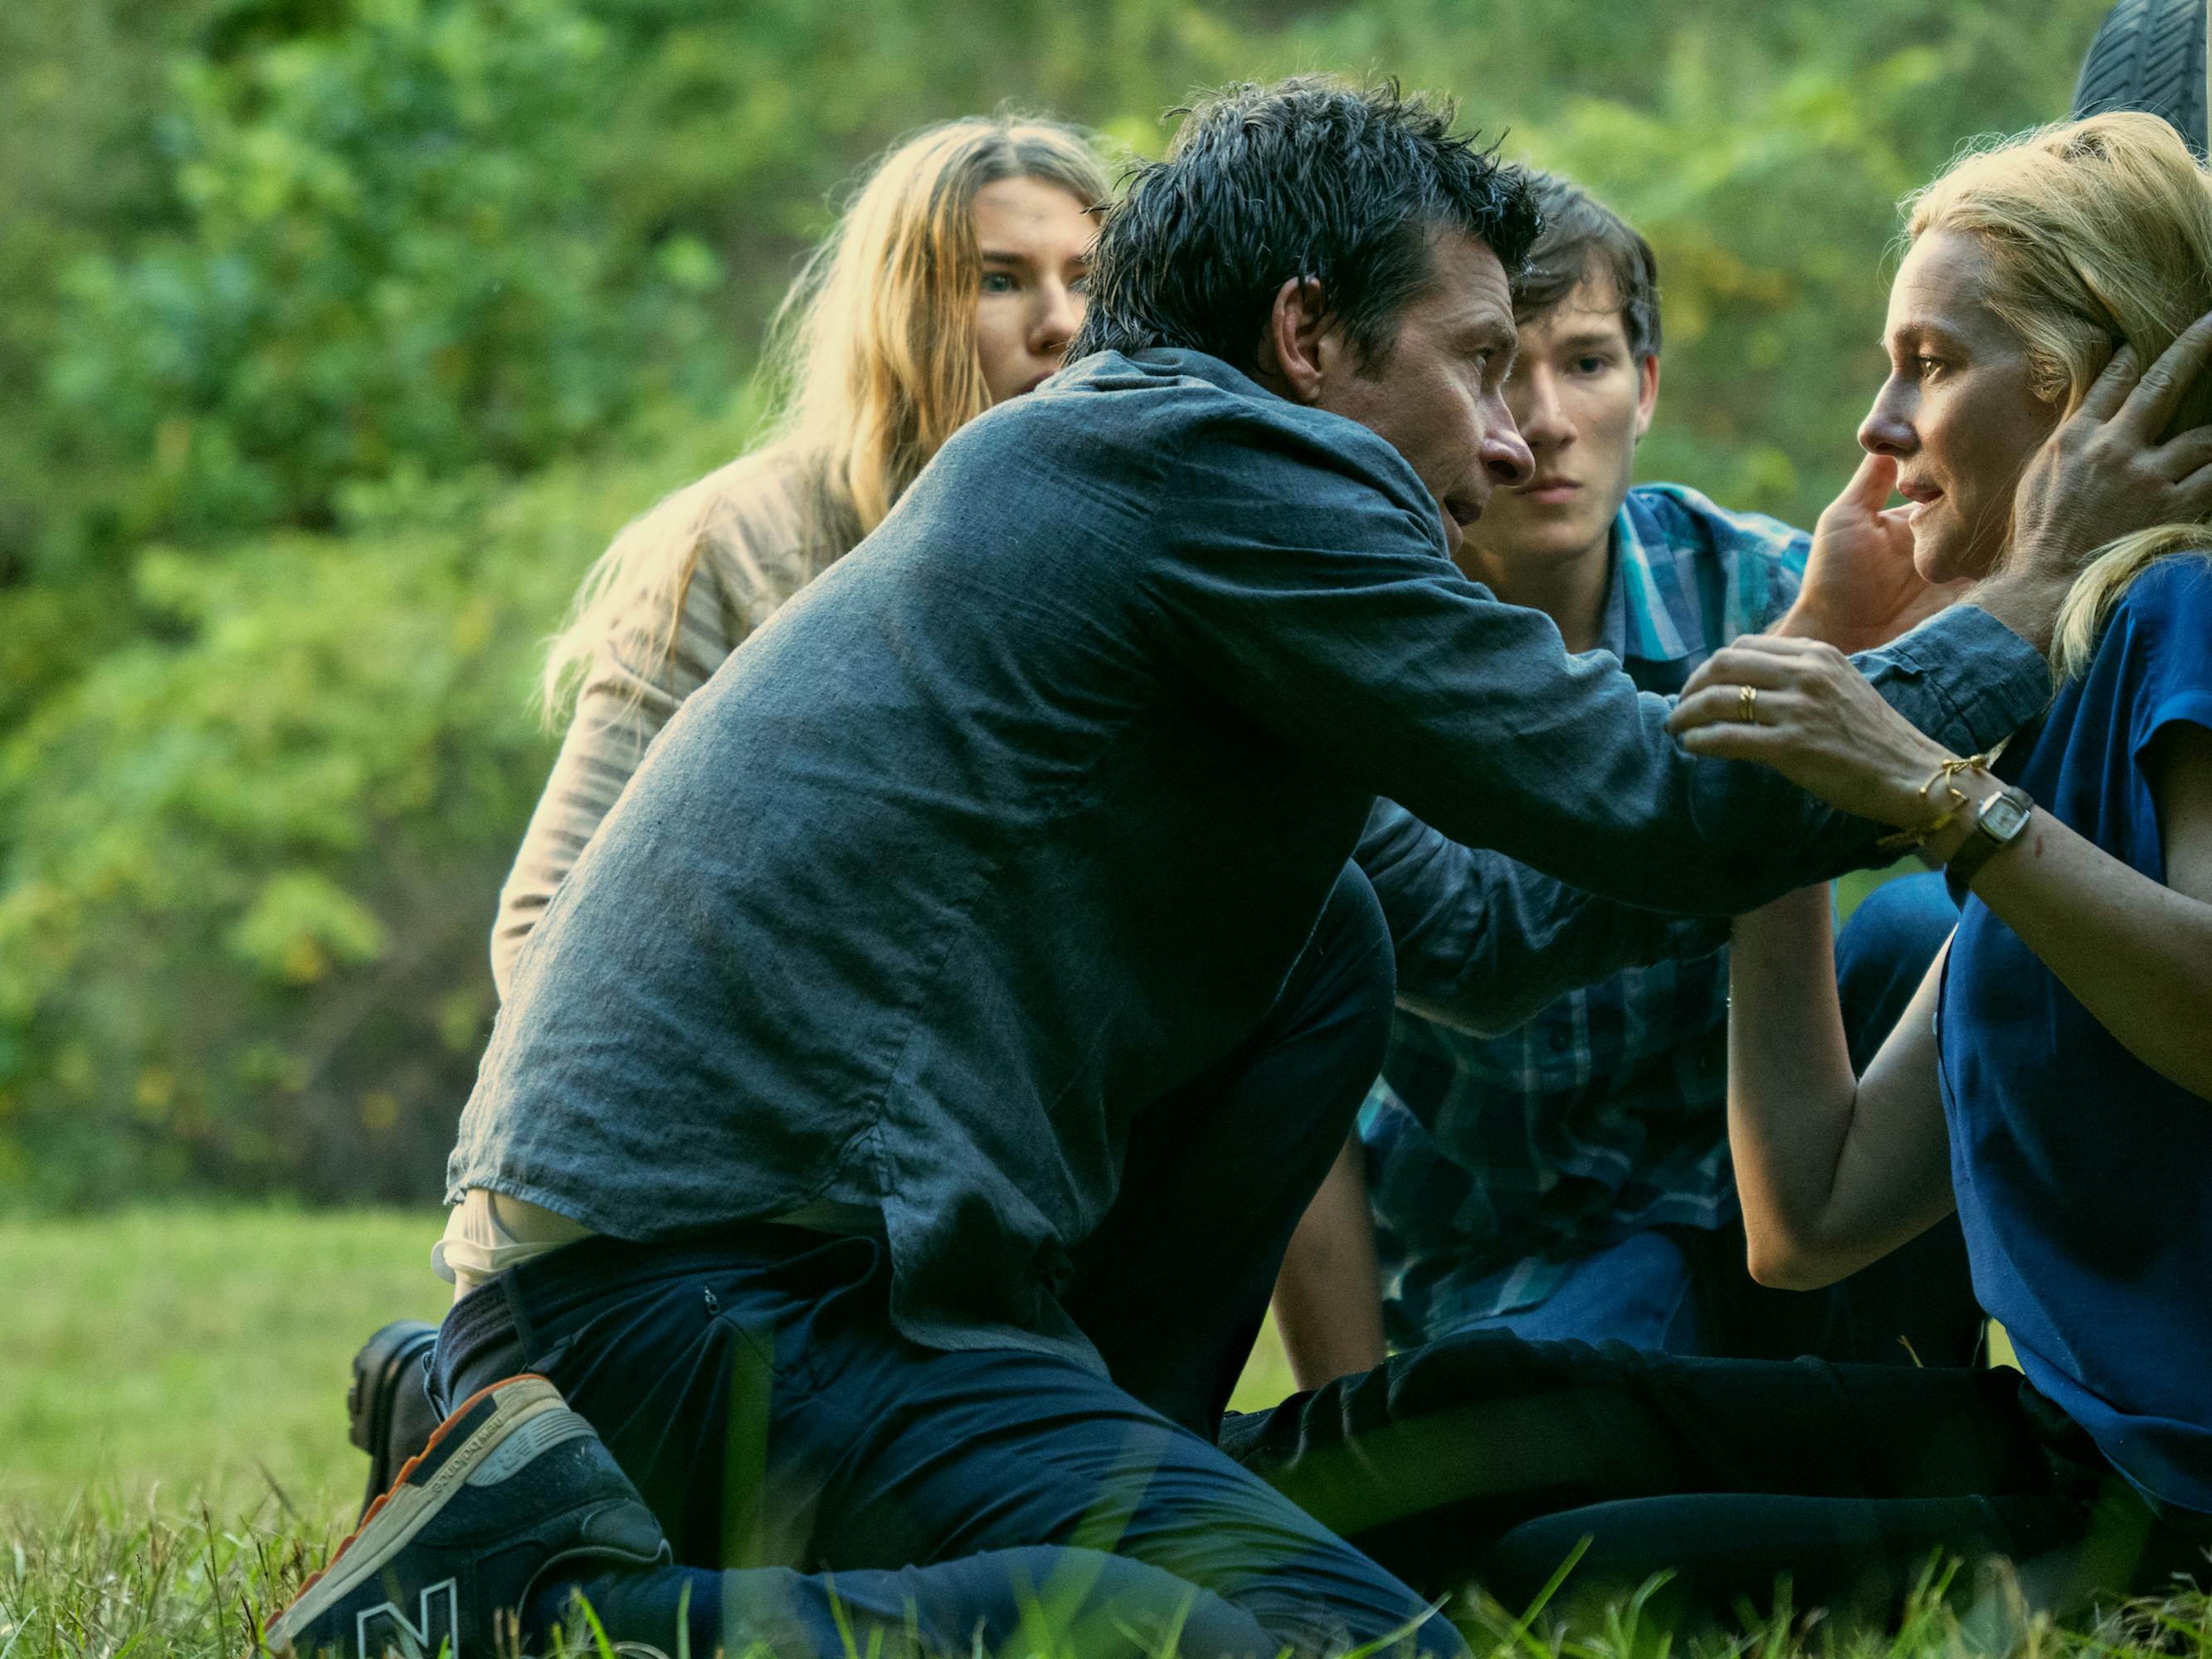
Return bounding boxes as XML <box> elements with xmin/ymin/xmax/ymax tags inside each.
<box><xmin>1739</xmin><ymin>684</ymin><xmax>1759</xmax><ymax>725</ymax></box>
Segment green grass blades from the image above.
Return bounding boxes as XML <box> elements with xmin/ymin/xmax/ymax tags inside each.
<box><xmin>0</xmin><ymin>1493</ymin><xmax>322</xmax><ymax>1659</ymax></box>
<box><xmin>0</xmin><ymin>1205</ymin><xmax>449</xmax><ymax>1515</ymax></box>
<box><xmin>5</xmin><ymin>1206</ymin><xmax>2210</xmax><ymax>1658</ymax></box>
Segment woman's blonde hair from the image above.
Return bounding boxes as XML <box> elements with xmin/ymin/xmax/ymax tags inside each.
<box><xmin>1904</xmin><ymin>112</ymin><xmax>2212</xmax><ymax>677</ymax></box>
<box><xmin>541</xmin><ymin>115</ymin><xmax>1110</xmax><ymax>716</ymax></box>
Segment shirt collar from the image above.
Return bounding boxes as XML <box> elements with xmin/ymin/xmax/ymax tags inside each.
<box><xmin>1064</xmin><ymin>346</ymin><xmax>1274</xmax><ymax>402</ymax></box>
<box><xmin>1597</xmin><ymin>496</ymin><xmax>1694</xmax><ymax>666</ymax></box>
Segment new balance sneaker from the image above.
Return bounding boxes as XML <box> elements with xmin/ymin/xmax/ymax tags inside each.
<box><xmin>2073</xmin><ymin>0</ymin><xmax>2211</xmax><ymax>157</ymax></box>
<box><xmin>265</xmin><ymin>1374</ymin><xmax>669</xmax><ymax>1658</ymax></box>
<box><xmin>345</xmin><ymin>1319</ymin><xmax>441</xmax><ymax>1519</ymax></box>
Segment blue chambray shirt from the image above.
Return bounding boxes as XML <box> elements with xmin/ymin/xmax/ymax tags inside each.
<box><xmin>1362</xmin><ymin>486</ymin><xmax>1811</xmax><ymax>1345</ymax></box>
<box><xmin>451</xmin><ymin>350</ymin><xmax>2049</xmax><ymax>1373</ymax></box>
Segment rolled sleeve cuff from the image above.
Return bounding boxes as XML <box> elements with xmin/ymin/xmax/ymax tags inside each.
<box><xmin>1859</xmin><ymin>605</ymin><xmax>2052</xmax><ymax>752</ymax></box>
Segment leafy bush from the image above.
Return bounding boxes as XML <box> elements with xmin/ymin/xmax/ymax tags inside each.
<box><xmin>46</xmin><ymin>0</ymin><xmax>729</xmax><ymax>548</ymax></box>
<box><xmin>0</xmin><ymin>402</ymin><xmax>763</xmax><ymax>1204</ymax></box>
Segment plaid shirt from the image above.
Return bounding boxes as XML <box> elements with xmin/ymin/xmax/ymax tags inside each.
<box><xmin>1363</xmin><ymin>484</ymin><xmax>1810</xmax><ymax>1345</ymax></box>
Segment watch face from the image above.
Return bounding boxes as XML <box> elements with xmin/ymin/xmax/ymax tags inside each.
<box><xmin>1983</xmin><ymin>791</ymin><xmax>2031</xmax><ymax>839</ymax></box>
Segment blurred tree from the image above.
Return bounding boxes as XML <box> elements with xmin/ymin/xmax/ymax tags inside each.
<box><xmin>0</xmin><ymin>0</ymin><xmax>228</xmax><ymax>728</ymax></box>
<box><xmin>0</xmin><ymin>400</ymin><xmax>763</xmax><ymax>1201</ymax></box>
<box><xmin>47</xmin><ymin>0</ymin><xmax>731</xmax><ymax>546</ymax></box>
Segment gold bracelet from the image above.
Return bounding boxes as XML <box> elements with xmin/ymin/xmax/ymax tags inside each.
<box><xmin>1874</xmin><ymin>786</ymin><xmax>1968</xmax><ymax>853</ymax></box>
<box><xmin>1873</xmin><ymin>736</ymin><xmax>2013</xmax><ymax>854</ymax></box>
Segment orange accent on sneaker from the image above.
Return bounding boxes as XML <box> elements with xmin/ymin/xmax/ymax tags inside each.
<box><xmin>266</xmin><ymin>1373</ymin><xmax>553</xmax><ymax>1628</ymax></box>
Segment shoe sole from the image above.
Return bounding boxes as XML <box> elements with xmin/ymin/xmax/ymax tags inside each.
<box><xmin>2073</xmin><ymin>0</ymin><xmax>2211</xmax><ymax>156</ymax></box>
<box><xmin>266</xmin><ymin>1374</ymin><xmax>589</xmax><ymax>1657</ymax></box>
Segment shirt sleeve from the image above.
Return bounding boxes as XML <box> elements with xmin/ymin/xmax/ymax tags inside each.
<box><xmin>490</xmin><ymin>448</ymin><xmax>844</xmax><ymax>995</ymax></box>
<box><xmin>1357</xmin><ymin>799</ymin><xmax>1728</xmax><ymax>1035</ymax></box>
<box><xmin>1143</xmin><ymin>407</ymin><xmax>2053</xmax><ymax>916</ymax></box>
<box><xmin>490</xmin><ymin>550</ymin><xmax>745</xmax><ymax>997</ymax></box>
<box><xmin>2117</xmin><ymin>553</ymin><xmax>2212</xmax><ymax>766</ymax></box>
<box><xmin>1754</xmin><ymin>528</ymin><xmax>1810</xmax><ymax>630</ymax></box>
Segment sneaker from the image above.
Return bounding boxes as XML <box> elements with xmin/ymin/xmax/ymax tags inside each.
<box><xmin>2073</xmin><ymin>0</ymin><xmax>2211</xmax><ymax>156</ymax></box>
<box><xmin>265</xmin><ymin>1374</ymin><xmax>670</xmax><ymax>1658</ymax></box>
<box><xmin>346</xmin><ymin>1319</ymin><xmax>442</xmax><ymax>1519</ymax></box>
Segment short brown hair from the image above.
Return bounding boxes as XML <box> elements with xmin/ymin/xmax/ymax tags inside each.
<box><xmin>1513</xmin><ymin>169</ymin><xmax>1661</xmax><ymax>361</ymax></box>
<box><xmin>1074</xmin><ymin>77</ymin><xmax>1541</xmax><ymax>373</ymax></box>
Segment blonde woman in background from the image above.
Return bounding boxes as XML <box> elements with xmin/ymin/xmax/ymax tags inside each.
<box><xmin>498</xmin><ymin>114</ymin><xmax>1112</xmax><ymax>993</ymax></box>
<box><xmin>344</xmin><ymin>114</ymin><xmax>1111</xmax><ymax>1511</ymax></box>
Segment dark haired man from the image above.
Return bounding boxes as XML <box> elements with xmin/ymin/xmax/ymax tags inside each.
<box><xmin>1267</xmin><ymin>173</ymin><xmax>1976</xmax><ymax>1385</ymax></box>
<box><xmin>269</xmin><ymin>79</ymin><xmax>2141</xmax><ymax>1658</ymax></box>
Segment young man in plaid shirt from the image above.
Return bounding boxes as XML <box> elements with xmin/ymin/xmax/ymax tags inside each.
<box><xmin>1269</xmin><ymin>172</ymin><xmax>1976</xmax><ymax>1383</ymax></box>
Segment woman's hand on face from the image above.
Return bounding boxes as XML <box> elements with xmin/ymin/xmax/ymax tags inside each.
<box><xmin>1781</xmin><ymin>452</ymin><xmax>1974</xmax><ymax>652</ymax></box>
<box><xmin>1666</xmin><ymin>635</ymin><xmax>1958</xmax><ymax>827</ymax></box>
<box><xmin>2009</xmin><ymin>309</ymin><xmax>2212</xmax><ymax>579</ymax></box>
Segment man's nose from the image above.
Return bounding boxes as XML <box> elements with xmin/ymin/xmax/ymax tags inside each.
<box><xmin>1859</xmin><ymin>377</ymin><xmax>1917</xmax><ymax>458</ymax></box>
<box><xmin>1481</xmin><ymin>396</ymin><xmax>1537</xmax><ymax>488</ymax></box>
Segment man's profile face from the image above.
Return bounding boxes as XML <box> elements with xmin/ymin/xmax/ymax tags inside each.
<box><xmin>1312</xmin><ymin>232</ymin><xmax>1534</xmax><ymax>554</ymax></box>
<box><xmin>1464</xmin><ymin>270</ymin><xmax>1658</xmax><ymax>580</ymax></box>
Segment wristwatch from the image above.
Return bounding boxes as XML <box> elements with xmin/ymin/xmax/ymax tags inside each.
<box><xmin>1945</xmin><ymin>782</ymin><xmax>2034</xmax><ymax>887</ymax></box>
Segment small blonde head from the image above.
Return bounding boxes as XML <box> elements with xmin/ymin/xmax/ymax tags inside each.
<box><xmin>543</xmin><ymin>115</ymin><xmax>1110</xmax><ymax>718</ymax></box>
<box><xmin>780</xmin><ymin>116</ymin><xmax>1111</xmax><ymax>528</ymax></box>
<box><xmin>1905</xmin><ymin>113</ymin><xmax>2212</xmax><ymax>675</ymax></box>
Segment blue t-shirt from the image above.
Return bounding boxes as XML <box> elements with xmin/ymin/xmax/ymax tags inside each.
<box><xmin>1940</xmin><ymin>553</ymin><xmax>2212</xmax><ymax>1515</ymax></box>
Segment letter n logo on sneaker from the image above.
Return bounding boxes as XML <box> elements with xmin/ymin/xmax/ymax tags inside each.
<box><xmin>354</xmin><ymin>1578</ymin><xmax>459</xmax><ymax>1658</ymax></box>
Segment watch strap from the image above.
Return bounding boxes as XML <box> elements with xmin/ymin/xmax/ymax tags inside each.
<box><xmin>1945</xmin><ymin>783</ymin><xmax>2034</xmax><ymax>888</ymax></box>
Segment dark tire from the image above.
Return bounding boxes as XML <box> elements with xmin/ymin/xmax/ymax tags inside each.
<box><xmin>2072</xmin><ymin>0</ymin><xmax>2210</xmax><ymax>157</ymax></box>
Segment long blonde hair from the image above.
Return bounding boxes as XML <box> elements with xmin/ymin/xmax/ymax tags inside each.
<box><xmin>1905</xmin><ymin>113</ymin><xmax>2212</xmax><ymax>677</ymax></box>
<box><xmin>541</xmin><ymin>115</ymin><xmax>1110</xmax><ymax>716</ymax></box>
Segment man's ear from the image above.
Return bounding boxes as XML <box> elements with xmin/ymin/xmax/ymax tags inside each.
<box><xmin>1253</xmin><ymin>277</ymin><xmax>1331</xmax><ymax>403</ymax></box>
<box><xmin>1633</xmin><ymin>352</ymin><xmax>1661</xmax><ymax>441</ymax></box>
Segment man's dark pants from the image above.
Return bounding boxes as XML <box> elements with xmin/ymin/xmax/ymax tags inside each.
<box><xmin>430</xmin><ymin>864</ymin><xmax>1462</xmax><ymax>1656</ymax></box>
<box><xmin>1219</xmin><ymin>1326</ymin><xmax>2209</xmax><ymax>1630</ymax></box>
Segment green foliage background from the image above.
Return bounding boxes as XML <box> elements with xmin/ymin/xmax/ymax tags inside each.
<box><xmin>0</xmin><ymin>0</ymin><xmax>2109</xmax><ymax>1206</ymax></box>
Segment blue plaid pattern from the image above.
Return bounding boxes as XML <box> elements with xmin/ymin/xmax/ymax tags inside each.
<box><xmin>1364</xmin><ymin>483</ymin><xmax>1810</xmax><ymax>1345</ymax></box>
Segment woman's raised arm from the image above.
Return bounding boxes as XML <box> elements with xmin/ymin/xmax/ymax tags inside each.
<box><xmin>1724</xmin><ymin>886</ymin><xmax>1956</xmax><ymax>1291</ymax></box>
<box><xmin>1944</xmin><ymin>722</ymin><xmax>2212</xmax><ymax>1099</ymax></box>
<box><xmin>1676</xmin><ymin>631</ymin><xmax>2212</xmax><ymax>1105</ymax></box>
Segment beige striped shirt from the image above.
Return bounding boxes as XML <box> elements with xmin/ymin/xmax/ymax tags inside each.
<box><xmin>490</xmin><ymin>445</ymin><xmax>860</xmax><ymax>997</ymax></box>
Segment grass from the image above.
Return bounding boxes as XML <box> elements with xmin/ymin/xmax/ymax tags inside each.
<box><xmin>0</xmin><ymin>1205</ymin><xmax>2197</xmax><ymax>1659</ymax></box>
<box><xmin>1</xmin><ymin>1205</ymin><xmax>451</xmax><ymax>1515</ymax></box>
<box><xmin>0</xmin><ymin>1204</ymin><xmax>1297</xmax><ymax>1516</ymax></box>
<box><xmin>0</xmin><ymin>1204</ymin><xmax>1306</xmax><ymax>1657</ymax></box>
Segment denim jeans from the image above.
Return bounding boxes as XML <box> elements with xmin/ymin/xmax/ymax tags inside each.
<box><xmin>430</xmin><ymin>863</ymin><xmax>1458</xmax><ymax>1657</ymax></box>
<box><xmin>1463</xmin><ymin>1229</ymin><xmax>1705</xmax><ymax>1354</ymax></box>
<box><xmin>1697</xmin><ymin>872</ymin><xmax>1981</xmax><ymax>1370</ymax></box>
<box><xmin>431</xmin><ymin>1229</ymin><xmax>1451</xmax><ymax>1658</ymax></box>
<box><xmin>1443</xmin><ymin>868</ymin><xmax>1976</xmax><ymax>1368</ymax></box>
<box><xmin>1835</xmin><ymin>871</ymin><xmax>1959</xmax><ymax>1073</ymax></box>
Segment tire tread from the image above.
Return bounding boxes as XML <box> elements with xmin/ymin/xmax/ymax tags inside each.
<box><xmin>2072</xmin><ymin>0</ymin><xmax>2210</xmax><ymax>156</ymax></box>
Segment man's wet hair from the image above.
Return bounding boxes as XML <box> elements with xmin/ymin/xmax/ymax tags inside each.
<box><xmin>1070</xmin><ymin>77</ymin><xmax>1541</xmax><ymax>374</ymax></box>
<box><xmin>1513</xmin><ymin>170</ymin><xmax>1663</xmax><ymax>362</ymax></box>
